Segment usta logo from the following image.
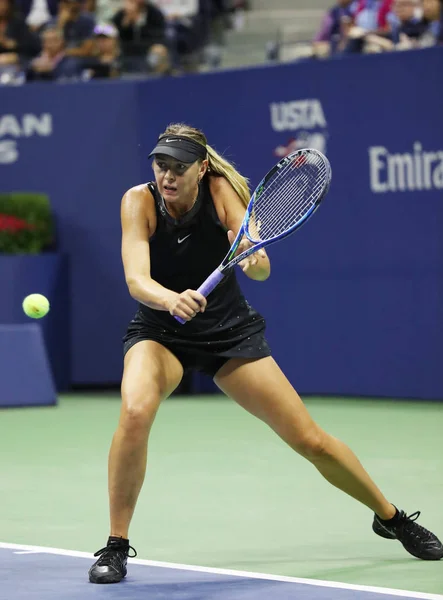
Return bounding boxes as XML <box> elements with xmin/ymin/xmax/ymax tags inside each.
<box><xmin>270</xmin><ymin>99</ymin><xmax>328</xmax><ymax>156</ymax></box>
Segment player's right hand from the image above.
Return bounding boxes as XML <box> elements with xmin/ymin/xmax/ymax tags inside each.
<box><xmin>168</xmin><ymin>289</ymin><xmax>207</xmax><ymax>321</ymax></box>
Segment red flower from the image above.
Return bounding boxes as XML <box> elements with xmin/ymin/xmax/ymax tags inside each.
<box><xmin>0</xmin><ymin>213</ymin><xmax>37</xmax><ymax>234</ymax></box>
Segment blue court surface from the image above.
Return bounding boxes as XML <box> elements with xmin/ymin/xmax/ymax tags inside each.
<box><xmin>2</xmin><ymin>543</ymin><xmax>442</xmax><ymax>600</ymax></box>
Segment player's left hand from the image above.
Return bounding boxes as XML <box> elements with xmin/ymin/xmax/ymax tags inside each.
<box><xmin>227</xmin><ymin>230</ymin><xmax>266</xmax><ymax>273</ymax></box>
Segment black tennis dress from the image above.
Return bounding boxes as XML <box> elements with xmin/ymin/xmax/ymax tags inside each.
<box><xmin>123</xmin><ymin>178</ymin><xmax>271</xmax><ymax>378</ymax></box>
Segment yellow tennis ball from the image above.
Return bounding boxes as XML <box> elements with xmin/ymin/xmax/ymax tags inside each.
<box><xmin>22</xmin><ymin>294</ymin><xmax>50</xmax><ymax>319</ymax></box>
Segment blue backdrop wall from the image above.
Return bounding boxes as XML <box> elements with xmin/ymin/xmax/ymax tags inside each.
<box><xmin>1</xmin><ymin>48</ymin><xmax>442</xmax><ymax>399</ymax></box>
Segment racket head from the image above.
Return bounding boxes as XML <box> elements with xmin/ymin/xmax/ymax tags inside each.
<box><xmin>244</xmin><ymin>148</ymin><xmax>331</xmax><ymax>244</ymax></box>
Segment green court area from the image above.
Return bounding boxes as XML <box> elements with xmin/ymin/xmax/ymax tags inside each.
<box><xmin>1</xmin><ymin>394</ymin><xmax>442</xmax><ymax>595</ymax></box>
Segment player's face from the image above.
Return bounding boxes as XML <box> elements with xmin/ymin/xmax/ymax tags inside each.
<box><xmin>153</xmin><ymin>155</ymin><xmax>205</xmax><ymax>203</ymax></box>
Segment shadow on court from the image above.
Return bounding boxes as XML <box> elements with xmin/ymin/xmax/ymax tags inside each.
<box><xmin>3</xmin><ymin>547</ymin><xmax>440</xmax><ymax>600</ymax></box>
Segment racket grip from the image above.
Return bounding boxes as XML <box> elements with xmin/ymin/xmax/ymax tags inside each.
<box><xmin>197</xmin><ymin>268</ymin><xmax>225</xmax><ymax>297</ymax></box>
<box><xmin>174</xmin><ymin>269</ymin><xmax>225</xmax><ymax>325</ymax></box>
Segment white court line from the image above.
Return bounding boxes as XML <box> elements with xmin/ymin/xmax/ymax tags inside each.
<box><xmin>1</xmin><ymin>541</ymin><xmax>442</xmax><ymax>600</ymax></box>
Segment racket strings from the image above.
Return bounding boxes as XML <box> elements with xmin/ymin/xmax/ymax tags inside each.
<box><xmin>251</xmin><ymin>164</ymin><xmax>325</xmax><ymax>239</ymax></box>
<box><xmin>248</xmin><ymin>152</ymin><xmax>328</xmax><ymax>241</ymax></box>
<box><xmin>249</xmin><ymin>170</ymin><xmax>313</xmax><ymax>238</ymax></box>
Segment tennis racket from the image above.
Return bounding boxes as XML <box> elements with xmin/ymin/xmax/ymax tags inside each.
<box><xmin>174</xmin><ymin>147</ymin><xmax>331</xmax><ymax>325</ymax></box>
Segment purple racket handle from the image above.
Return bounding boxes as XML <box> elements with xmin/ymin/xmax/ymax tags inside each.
<box><xmin>174</xmin><ymin>269</ymin><xmax>225</xmax><ymax>325</ymax></box>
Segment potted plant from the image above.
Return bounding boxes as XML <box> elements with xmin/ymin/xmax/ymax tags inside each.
<box><xmin>0</xmin><ymin>192</ymin><xmax>69</xmax><ymax>393</ymax></box>
<box><xmin>0</xmin><ymin>192</ymin><xmax>53</xmax><ymax>253</ymax></box>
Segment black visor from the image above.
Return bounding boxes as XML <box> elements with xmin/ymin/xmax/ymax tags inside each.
<box><xmin>149</xmin><ymin>135</ymin><xmax>207</xmax><ymax>164</ymax></box>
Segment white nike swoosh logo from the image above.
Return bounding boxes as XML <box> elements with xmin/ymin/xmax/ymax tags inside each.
<box><xmin>178</xmin><ymin>234</ymin><xmax>191</xmax><ymax>244</ymax></box>
<box><xmin>165</xmin><ymin>138</ymin><xmax>178</xmax><ymax>143</ymax></box>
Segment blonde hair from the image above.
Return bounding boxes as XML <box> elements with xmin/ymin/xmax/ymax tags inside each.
<box><xmin>162</xmin><ymin>123</ymin><xmax>250</xmax><ymax>208</ymax></box>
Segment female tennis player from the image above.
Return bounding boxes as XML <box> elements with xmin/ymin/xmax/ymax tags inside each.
<box><xmin>89</xmin><ymin>124</ymin><xmax>443</xmax><ymax>583</ymax></box>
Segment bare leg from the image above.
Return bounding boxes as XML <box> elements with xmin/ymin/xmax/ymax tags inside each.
<box><xmin>215</xmin><ymin>357</ymin><xmax>395</xmax><ymax>520</ymax></box>
<box><xmin>109</xmin><ymin>341</ymin><xmax>183</xmax><ymax>538</ymax></box>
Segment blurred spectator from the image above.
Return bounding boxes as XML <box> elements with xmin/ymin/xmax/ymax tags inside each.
<box><xmin>354</xmin><ymin>0</ymin><xmax>384</xmax><ymax>30</ymax></box>
<box><xmin>152</xmin><ymin>0</ymin><xmax>212</xmax><ymax>71</ymax></box>
<box><xmin>112</xmin><ymin>0</ymin><xmax>169</xmax><ymax>74</ymax></box>
<box><xmin>26</xmin><ymin>25</ymin><xmax>84</xmax><ymax>78</ymax></box>
<box><xmin>378</xmin><ymin>0</ymin><xmax>394</xmax><ymax>29</ymax></box>
<box><xmin>365</xmin><ymin>0</ymin><xmax>426</xmax><ymax>50</ymax></box>
<box><xmin>95</xmin><ymin>0</ymin><xmax>120</xmax><ymax>23</ymax></box>
<box><xmin>203</xmin><ymin>0</ymin><xmax>230</xmax><ymax>67</ymax></box>
<box><xmin>388</xmin><ymin>0</ymin><xmax>426</xmax><ymax>47</ymax></box>
<box><xmin>338</xmin><ymin>0</ymin><xmax>385</xmax><ymax>53</ymax></box>
<box><xmin>82</xmin><ymin>22</ymin><xmax>121</xmax><ymax>77</ymax></box>
<box><xmin>208</xmin><ymin>0</ymin><xmax>228</xmax><ymax>45</ymax></box>
<box><xmin>420</xmin><ymin>0</ymin><xmax>443</xmax><ymax>44</ymax></box>
<box><xmin>0</xmin><ymin>0</ymin><xmax>40</xmax><ymax>67</ymax></box>
<box><xmin>313</xmin><ymin>1</ymin><xmax>357</xmax><ymax>56</ymax></box>
<box><xmin>226</xmin><ymin>0</ymin><xmax>249</xmax><ymax>31</ymax></box>
<box><xmin>15</xmin><ymin>0</ymin><xmax>59</xmax><ymax>31</ymax></box>
<box><xmin>342</xmin><ymin>0</ymin><xmax>425</xmax><ymax>51</ymax></box>
<box><xmin>47</xmin><ymin>0</ymin><xmax>95</xmax><ymax>58</ymax></box>
<box><xmin>83</xmin><ymin>0</ymin><xmax>95</xmax><ymax>13</ymax></box>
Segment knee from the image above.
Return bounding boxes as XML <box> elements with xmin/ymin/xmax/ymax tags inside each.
<box><xmin>119</xmin><ymin>392</ymin><xmax>160</xmax><ymax>434</ymax></box>
<box><xmin>293</xmin><ymin>427</ymin><xmax>331</xmax><ymax>461</ymax></box>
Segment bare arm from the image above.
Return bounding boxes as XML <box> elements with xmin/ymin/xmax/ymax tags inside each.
<box><xmin>121</xmin><ymin>186</ymin><xmax>206</xmax><ymax>320</ymax></box>
<box><xmin>210</xmin><ymin>176</ymin><xmax>271</xmax><ymax>281</ymax></box>
<box><xmin>121</xmin><ymin>186</ymin><xmax>174</xmax><ymax>310</ymax></box>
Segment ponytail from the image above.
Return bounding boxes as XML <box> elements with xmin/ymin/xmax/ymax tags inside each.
<box><xmin>206</xmin><ymin>145</ymin><xmax>250</xmax><ymax>209</ymax></box>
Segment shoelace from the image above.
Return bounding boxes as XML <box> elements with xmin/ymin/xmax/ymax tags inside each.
<box><xmin>398</xmin><ymin>511</ymin><xmax>434</xmax><ymax>542</ymax></box>
<box><xmin>93</xmin><ymin>543</ymin><xmax>137</xmax><ymax>563</ymax></box>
